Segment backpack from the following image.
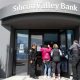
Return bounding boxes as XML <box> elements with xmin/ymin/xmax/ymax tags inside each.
<box><xmin>51</xmin><ymin>49</ymin><xmax>60</xmax><ymax>62</ymax></box>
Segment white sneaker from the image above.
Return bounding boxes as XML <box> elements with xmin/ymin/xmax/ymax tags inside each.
<box><xmin>58</xmin><ymin>76</ymin><xmax>60</xmax><ymax>80</ymax></box>
<box><xmin>58</xmin><ymin>74</ymin><xmax>60</xmax><ymax>80</ymax></box>
<box><xmin>47</xmin><ymin>76</ymin><xmax>51</xmax><ymax>79</ymax></box>
<box><xmin>53</xmin><ymin>73</ymin><xmax>55</xmax><ymax>80</ymax></box>
<box><xmin>53</xmin><ymin>77</ymin><xmax>55</xmax><ymax>80</ymax></box>
<box><xmin>69</xmin><ymin>76</ymin><xmax>73</xmax><ymax>80</ymax></box>
<box><xmin>44</xmin><ymin>75</ymin><xmax>47</xmax><ymax>78</ymax></box>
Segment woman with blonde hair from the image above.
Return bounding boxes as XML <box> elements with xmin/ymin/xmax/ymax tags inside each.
<box><xmin>51</xmin><ymin>44</ymin><xmax>62</xmax><ymax>79</ymax></box>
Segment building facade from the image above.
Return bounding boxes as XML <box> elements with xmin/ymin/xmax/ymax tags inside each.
<box><xmin>0</xmin><ymin>0</ymin><xmax>80</xmax><ymax>78</ymax></box>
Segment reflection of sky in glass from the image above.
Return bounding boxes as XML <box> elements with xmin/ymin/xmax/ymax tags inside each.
<box><xmin>31</xmin><ymin>35</ymin><xmax>42</xmax><ymax>46</ymax></box>
<box><xmin>17</xmin><ymin>34</ymin><xmax>28</xmax><ymax>47</ymax></box>
<box><xmin>67</xmin><ymin>30</ymin><xmax>73</xmax><ymax>48</ymax></box>
<box><xmin>16</xmin><ymin>32</ymin><xmax>29</xmax><ymax>60</ymax></box>
<box><xmin>67</xmin><ymin>34</ymin><xmax>71</xmax><ymax>40</ymax></box>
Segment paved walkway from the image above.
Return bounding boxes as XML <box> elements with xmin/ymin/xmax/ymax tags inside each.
<box><xmin>2</xmin><ymin>75</ymin><xmax>72</xmax><ymax>80</ymax></box>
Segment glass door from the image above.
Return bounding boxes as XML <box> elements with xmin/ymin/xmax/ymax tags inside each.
<box><xmin>44</xmin><ymin>33</ymin><xmax>58</xmax><ymax>48</ymax></box>
<box><xmin>60</xmin><ymin>30</ymin><xmax>74</xmax><ymax>76</ymax></box>
<box><xmin>30</xmin><ymin>34</ymin><xmax>43</xmax><ymax>76</ymax></box>
<box><xmin>67</xmin><ymin>30</ymin><xmax>74</xmax><ymax>76</ymax></box>
<box><xmin>15</xmin><ymin>30</ymin><xmax>29</xmax><ymax>75</ymax></box>
<box><xmin>31</xmin><ymin>35</ymin><xmax>43</xmax><ymax>50</ymax></box>
<box><xmin>60</xmin><ymin>31</ymin><xmax>68</xmax><ymax>74</ymax></box>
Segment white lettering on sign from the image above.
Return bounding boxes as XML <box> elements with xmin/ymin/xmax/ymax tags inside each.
<box><xmin>61</xmin><ymin>3</ymin><xmax>77</xmax><ymax>11</ymax></box>
<box><xmin>13</xmin><ymin>2</ymin><xmax>78</xmax><ymax>12</ymax></box>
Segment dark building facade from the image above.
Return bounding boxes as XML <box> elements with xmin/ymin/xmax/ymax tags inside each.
<box><xmin>0</xmin><ymin>0</ymin><xmax>80</xmax><ymax>78</ymax></box>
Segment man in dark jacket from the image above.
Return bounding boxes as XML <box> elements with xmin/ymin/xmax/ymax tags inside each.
<box><xmin>29</xmin><ymin>44</ymin><xmax>38</xmax><ymax>79</ymax></box>
<box><xmin>69</xmin><ymin>40</ymin><xmax>80</xmax><ymax>80</ymax></box>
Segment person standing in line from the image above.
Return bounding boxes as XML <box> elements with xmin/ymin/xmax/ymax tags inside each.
<box><xmin>69</xmin><ymin>40</ymin><xmax>80</xmax><ymax>80</ymax></box>
<box><xmin>29</xmin><ymin>43</ymin><xmax>38</xmax><ymax>79</ymax></box>
<box><xmin>51</xmin><ymin>44</ymin><xmax>62</xmax><ymax>80</ymax></box>
<box><xmin>40</xmin><ymin>44</ymin><xmax>52</xmax><ymax>78</ymax></box>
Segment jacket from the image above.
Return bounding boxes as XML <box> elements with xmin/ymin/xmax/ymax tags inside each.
<box><xmin>69</xmin><ymin>43</ymin><xmax>80</xmax><ymax>57</ymax></box>
<box><xmin>29</xmin><ymin>48</ymin><xmax>37</xmax><ymax>62</ymax></box>
<box><xmin>40</xmin><ymin>47</ymin><xmax>52</xmax><ymax>61</ymax></box>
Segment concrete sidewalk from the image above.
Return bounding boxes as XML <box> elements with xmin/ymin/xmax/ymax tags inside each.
<box><xmin>2</xmin><ymin>75</ymin><xmax>72</xmax><ymax>80</ymax></box>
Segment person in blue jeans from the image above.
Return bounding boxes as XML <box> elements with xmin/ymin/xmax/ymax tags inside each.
<box><xmin>44</xmin><ymin>61</ymin><xmax>51</xmax><ymax>77</ymax></box>
<box><xmin>40</xmin><ymin>44</ymin><xmax>52</xmax><ymax>78</ymax></box>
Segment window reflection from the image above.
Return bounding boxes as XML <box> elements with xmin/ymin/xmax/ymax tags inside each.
<box><xmin>44</xmin><ymin>33</ymin><xmax>58</xmax><ymax>42</ymax></box>
<box><xmin>16</xmin><ymin>30</ymin><xmax>29</xmax><ymax>75</ymax></box>
<box><xmin>67</xmin><ymin>30</ymin><xmax>74</xmax><ymax>48</ymax></box>
<box><xmin>31</xmin><ymin>35</ymin><xmax>42</xmax><ymax>45</ymax></box>
<box><xmin>60</xmin><ymin>33</ymin><xmax>66</xmax><ymax>49</ymax></box>
<box><xmin>31</xmin><ymin>35</ymin><xmax>42</xmax><ymax>51</ymax></box>
<box><xmin>16</xmin><ymin>33</ymin><xmax>28</xmax><ymax>61</ymax></box>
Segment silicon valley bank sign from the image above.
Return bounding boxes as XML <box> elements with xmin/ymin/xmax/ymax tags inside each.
<box><xmin>0</xmin><ymin>0</ymin><xmax>80</xmax><ymax>19</ymax></box>
<box><xmin>13</xmin><ymin>2</ymin><xmax>78</xmax><ymax>12</ymax></box>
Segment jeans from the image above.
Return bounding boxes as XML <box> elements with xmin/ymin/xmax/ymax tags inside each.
<box><xmin>44</xmin><ymin>61</ymin><xmax>51</xmax><ymax>76</ymax></box>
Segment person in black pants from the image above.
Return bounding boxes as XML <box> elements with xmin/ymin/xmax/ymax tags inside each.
<box><xmin>29</xmin><ymin>43</ymin><xmax>38</xmax><ymax>79</ymax></box>
<box><xmin>51</xmin><ymin>44</ymin><xmax>62</xmax><ymax>80</ymax></box>
<box><xmin>69</xmin><ymin>40</ymin><xmax>80</xmax><ymax>80</ymax></box>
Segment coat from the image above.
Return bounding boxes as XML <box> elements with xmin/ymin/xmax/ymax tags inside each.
<box><xmin>40</xmin><ymin>47</ymin><xmax>52</xmax><ymax>61</ymax></box>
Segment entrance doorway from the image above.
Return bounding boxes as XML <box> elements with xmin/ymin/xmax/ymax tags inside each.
<box><xmin>14</xmin><ymin>29</ymin><xmax>74</xmax><ymax>77</ymax></box>
<box><xmin>29</xmin><ymin>29</ymin><xmax>74</xmax><ymax>77</ymax></box>
<box><xmin>14</xmin><ymin>30</ymin><xmax>29</xmax><ymax>75</ymax></box>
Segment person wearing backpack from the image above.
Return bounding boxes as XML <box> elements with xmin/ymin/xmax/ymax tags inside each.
<box><xmin>40</xmin><ymin>44</ymin><xmax>52</xmax><ymax>78</ymax></box>
<box><xmin>69</xmin><ymin>40</ymin><xmax>80</xmax><ymax>80</ymax></box>
<box><xmin>51</xmin><ymin>44</ymin><xmax>62</xmax><ymax>79</ymax></box>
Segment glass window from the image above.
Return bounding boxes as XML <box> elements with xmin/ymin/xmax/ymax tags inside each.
<box><xmin>44</xmin><ymin>33</ymin><xmax>58</xmax><ymax>42</ymax></box>
<box><xmin>60</xmin><ymin>33</ymin><xmax>66</xmax><ymax>48</ymax></box>
<box><xmin>15</xmin><ymin>30</ymin><xmax>29</xmax><ymax>75</ymax></box>
<box><xmin>67</xmin><ymin>30</ymin><xmax>74</xmax><ymax>48</ymax></box>
<box><xmin>31</xmin><ymin>35</ymin><xmax>42</xmax><ymax>51</ymax></box>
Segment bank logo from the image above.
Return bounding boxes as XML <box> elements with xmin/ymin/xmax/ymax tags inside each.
<box><xmin>13</xmin><ymin>2</ymin><xmax>78</xmax><ymax>12</ymax></box>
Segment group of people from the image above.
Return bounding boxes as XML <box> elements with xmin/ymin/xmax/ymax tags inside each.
<box><xmin>40</xmin><ymin>43</ymin><xmax>62</xmax><ymax>79</ymax></box>
<box><xmin>29</xmin><ymin>40</ymin><xmax>80</xmax><ymax>80</ymax></box>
